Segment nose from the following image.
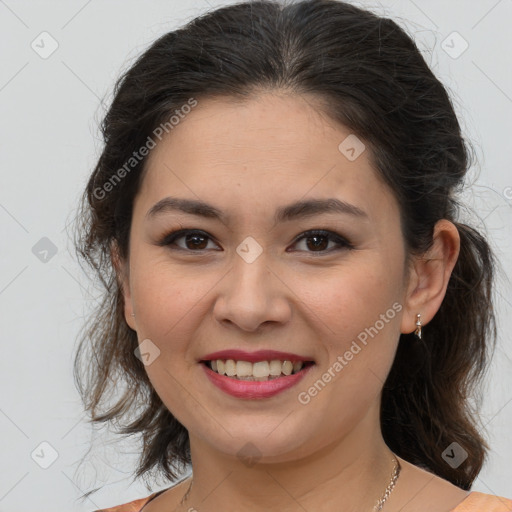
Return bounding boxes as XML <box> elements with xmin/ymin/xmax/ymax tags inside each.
<box><xmin>213</xmin><ymin>251</ymin><xmax>292</xmax><ymax>333</ymax></box>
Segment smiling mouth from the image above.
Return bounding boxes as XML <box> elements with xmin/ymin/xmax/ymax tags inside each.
<box><xmin>201</xmin><ymin>359</ymin><xmax>315</xmax><ymax>381</ymax></box>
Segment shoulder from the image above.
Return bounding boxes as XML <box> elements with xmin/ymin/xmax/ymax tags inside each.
<box><xmin>390</xmin><ymin>456</ymin><xmax>510</xmax><ymax>512</ymax></box>
<box><xmin>451</xmin><ymin>491</ymin><xmax>512</xmax><ymax>512</ymax></box>
<box><xmin>91</xmin><ymin>477</ymin><xmax>191</xmax><ymax>512</ymax></box>
<box><xmin>91</xmin><ymin>489</ymin><xmax>167</xmax><ymax>512</ymax></box>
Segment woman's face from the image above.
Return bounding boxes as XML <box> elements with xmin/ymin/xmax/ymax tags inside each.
<box><xmin>120</xmin><ymin>92</ymin><xmax>412</xmax><ymax>462</ymax></box>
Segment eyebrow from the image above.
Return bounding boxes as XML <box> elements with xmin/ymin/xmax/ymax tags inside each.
<box><xmin>145</xmin><ymin>196</ymin><xmax>368</xmax><ymax>224</ymax></box>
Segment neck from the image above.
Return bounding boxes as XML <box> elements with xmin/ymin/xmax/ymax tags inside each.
<box><xmin>180</xmin><ymin>404</ymin><xmax>398</xmax><ymax>512</ymax></box>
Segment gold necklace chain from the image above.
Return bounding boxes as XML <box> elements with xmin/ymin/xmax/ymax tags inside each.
<box><xmin>374</xmin><ymin>456</ymin><xmax>401</xmax><ymax>511</ymax></box>
<box><xmin>177</xmin><ymin>455</ymin><xmax>401</xmax><ymax>511</ymax></box>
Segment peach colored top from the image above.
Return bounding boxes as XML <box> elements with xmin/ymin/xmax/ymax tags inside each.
<box><xmin>93</xmin><ymin>490</ymin><xmax>512</xmax><ymax>511</ymax></box>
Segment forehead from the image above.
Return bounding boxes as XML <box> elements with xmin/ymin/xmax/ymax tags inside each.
<box><xmin>136</xmin><ymin>92</ymin><xmax>398</xmax><ymax>227</ymax></box>
<box><xmin>149</xmin><ymin>92</ymin><xmax>347</xmax><ymax>163</ymax></box>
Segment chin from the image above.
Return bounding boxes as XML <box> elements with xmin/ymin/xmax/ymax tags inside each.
<box><xmin>193</xmin><ymin>417</ymin><xmax>321</xmax><ymax>464</ymax></box>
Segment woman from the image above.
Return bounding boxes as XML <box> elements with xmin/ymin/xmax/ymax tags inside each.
<box><xmin>73</xmin><ymin>0</ymin><xmax>511</xmax><ymax>510</ymax></box>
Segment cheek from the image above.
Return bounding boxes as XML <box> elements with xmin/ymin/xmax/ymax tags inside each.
<box><xmin>300</xmin><ymin>259</ymin><xmax>404</xmax><ymax>390</ymax></box>
<box><xmin>133</xmin><ymin>278</ymin><xmax>193</xmax><ymax>341</ymax></box>
<box><xmin>129</xmin><ymin>264</ymin><xmax>207</xmax><ymax>419</ymax></box>
<box><xmin>301</xmin><ymin>264</ymin><xmax>401</xmax><ymax>338</ymax></box>
<box><xmin>129</xmin><ymin>257</ymin><xmax>220</xmax><ymax>356</ymax></box>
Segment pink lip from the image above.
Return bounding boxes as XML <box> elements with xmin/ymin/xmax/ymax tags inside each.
<box><xmin>201</xmin><ymin>361</ymin><xmax>314</xmax><ymax>399</ymax></box>
<box><xmin>200</xmin><ymin>349</ymin><xmax>314</xmax><ymax>364</ymax></box>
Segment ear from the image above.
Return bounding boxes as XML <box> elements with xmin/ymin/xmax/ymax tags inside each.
<box><xmin>400</xmin><ymin>219</ymin><xmax>460</xmax><ymax>335</ymax></box>
<box><xmin>110</xmin><ymin>240</ymin><xmax>137</xmax><ymax>331</ymax></box>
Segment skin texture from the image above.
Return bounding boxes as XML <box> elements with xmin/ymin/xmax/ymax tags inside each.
<box><xmin>115</xmin><ymin>91</ymin><xmax>465</xmax><ymax>511</ymax></box>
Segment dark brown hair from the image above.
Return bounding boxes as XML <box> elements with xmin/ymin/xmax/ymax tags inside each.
<box><xmin>73</xmin><ymin>0</ymin><xmax>497</xmax><ymax>496</ymax></box>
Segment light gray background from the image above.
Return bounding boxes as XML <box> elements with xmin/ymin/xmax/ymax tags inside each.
<box><xmin>0</xmin><ymin>1</ymin><xmax>511</xmax><ymax>510</ymax></box>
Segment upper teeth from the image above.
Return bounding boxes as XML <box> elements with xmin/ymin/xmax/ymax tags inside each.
<box><xmin>210</xmin><ymin>359</ymin><xmax>304</xmax><ymax>378</ymax></box>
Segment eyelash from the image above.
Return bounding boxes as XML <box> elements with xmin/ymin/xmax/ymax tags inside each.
<box><xmin>157</xmin><ymin>228</ymin><xmax>353</xmax><ymax>255</ymax></box>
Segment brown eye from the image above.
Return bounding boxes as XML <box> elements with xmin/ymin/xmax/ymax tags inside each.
<box><xmin>290</xmin><ymin>230</ymin><xmax>352</xmax><ymax>254</ymax></box>
<box><xmin>182</xmin><ymin>233</ymin><xmax>209</xmax><ymax>250</ymax></box>
<box><xmin>158</xmin><ymin>228</ymin><xmax>353</xmax><ymax>255</ymax></box>
<box><xmin>159</xmin><ymin>230</ymin><xmax>219</xmax><ymax>252</ymax></box>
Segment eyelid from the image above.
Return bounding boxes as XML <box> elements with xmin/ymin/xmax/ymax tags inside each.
<box><xmin>157</xmin><ymin>228</ymin><xmax>353</xmax><ymax>254</ymax></box>
<box><xmin>290</xmin><ymin>229</ymin><xmax>353</xmax><ymax>253</ymax></box>
<box><xmin>157</xmin><ymin>229</ymin><xmax>219</xmax><ymax>251</ymax></box>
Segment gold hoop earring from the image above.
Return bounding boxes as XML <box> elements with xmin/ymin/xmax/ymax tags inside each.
<box><xmin>414</xmin><ymin>314</ymin><xmax>422</xmax><ymax>340</ymax></box>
